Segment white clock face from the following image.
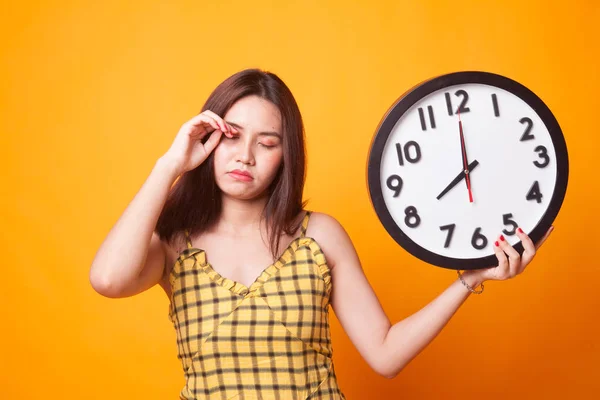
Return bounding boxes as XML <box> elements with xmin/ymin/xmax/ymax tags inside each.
<box><xmin>369</xmin><ymin>73</ymin><xmax>568</xmax><ymax>269</ymax></box>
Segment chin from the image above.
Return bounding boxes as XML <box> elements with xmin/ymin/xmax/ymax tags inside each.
<box><xmin>217</xmin><ymin>183</ymin><xmax>263</xmax><ymax>201</ymax></box>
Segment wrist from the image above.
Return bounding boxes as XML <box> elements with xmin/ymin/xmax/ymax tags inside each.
<box><xmin>462</xmin><ymin>270</ymin><xmax>484</xmax><ymax>288</ymax></box>
<box><xmin>457</xmin><ymin>270</ymin><xmax>485</xmax><ymax>293</ymax></box>
<box><xmin>155</xmin><ymin>155</ymin><xmax>184</xmax><ymax>180</ymax></box>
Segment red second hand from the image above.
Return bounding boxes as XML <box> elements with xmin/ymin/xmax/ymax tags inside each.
<box><xmin>458</xmin><ymin>109</ymin><xmax>474</xmax><ymax>203</ymax></box>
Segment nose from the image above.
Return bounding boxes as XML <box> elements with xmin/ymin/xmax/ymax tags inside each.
<box><xmin>236</xmin><ymin>137</ymin><xmax>255</xmax><ymax>165</ymax></box>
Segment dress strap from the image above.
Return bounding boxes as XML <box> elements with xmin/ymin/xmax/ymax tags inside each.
<box><xmin>183</xmin><ymin>229</ymin><xmax>193</xmax><ymax>249</ymax></box>
<box><xmin>299</xmin><ymin>211</ymin><xmax>311</xmax><ymax>238</ymax></box>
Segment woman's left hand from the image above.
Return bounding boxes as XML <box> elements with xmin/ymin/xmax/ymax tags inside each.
<box><xmin>469</xmin><ymin>226</ymin><xmax>555</xmax><ymax>284</ymax></box>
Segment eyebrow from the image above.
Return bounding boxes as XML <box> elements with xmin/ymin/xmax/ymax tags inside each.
<box><xmin>225</xmin><ymin>121</ymin><xmax>282</xmax><ymax>139</ymax></box>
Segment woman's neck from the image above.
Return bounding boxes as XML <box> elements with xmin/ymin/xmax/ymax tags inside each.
<box><xmin>216</xmin><ymin>194</ymin><xmax>269</xmax><ymax>236</ymax></box>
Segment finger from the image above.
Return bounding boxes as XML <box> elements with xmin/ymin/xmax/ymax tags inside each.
<box><xmin>187</xmin><ymin>113</ymin><xmax>214</xmax><ymax>128</ymax></box>
<box><xmin>221</xmin><ymin>123</ymin><xmax>236</xmax><ymax>137</ymax></box>
<box><xmin>186</xmin><ymin>114</ymin><xmax>220</xmax><ymax>135</ymax></box>
<box><xmin>496</xmin><ymin>235</ymin><xmax>521</xmax><ymax>277</ymax></box>
<box><xmin>202</xmin><ymin>111</ymin><xmax>237</xmax><ymax>137</ymax></box>
<box><xmin>203</xmin><ymin>110</ymin><xmax>229</xmax><ymax>133</ymax></box>
<box><xmin>226</xmin><ymin>123</ymin><xmax>239</xmax><ymax>134</ymax></box>
<box><xmin>515</xmin><ymin>227</ymin><xmax>536</xmax><ymax>266</ymax></box>
<box><xmin>203</xmin><ymin>129</ymin><xmax>223</xmax><ymax>153</ymax></box>
<box><xmin>492</xmin><ymin>239</ymin><xmax>509</xmax><ymax>279</ymax></box>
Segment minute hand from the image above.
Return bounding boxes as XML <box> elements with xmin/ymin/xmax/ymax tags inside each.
<box><xmin>459</xmin><ymin>118</ymin><xmax>474</xmax><ymax>202</ymax></box>
<box><xmin>436</xmin><ymin>160</ymin><xmax>480</xmax><ymax>200</ymax></box>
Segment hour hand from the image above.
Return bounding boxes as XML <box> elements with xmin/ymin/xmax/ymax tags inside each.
<box><xmin>436</xmin><ymin>160</ymin><xmax>479</xmax><ymax>200</ymax></box>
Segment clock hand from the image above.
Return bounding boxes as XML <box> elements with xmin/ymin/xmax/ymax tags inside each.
<box><xmin>458</xmin><ymin>109</ymin><xmax>474</xmax><ymax>203</ymax></box>
<box><xmin>436</xmin><ymin>160</ymin><xmax>479</xmax><ymax>200</ymax></box>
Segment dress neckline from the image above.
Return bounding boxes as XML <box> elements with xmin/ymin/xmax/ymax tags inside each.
<box><xmin>191</xmin><ymin>236</ymin><xmax>317</xmax><ymax>296</ymax></box>
<box><xmin>176</xmin><ymin>211</ymin><xmax>312</xmax><ymax>297</ymax></box>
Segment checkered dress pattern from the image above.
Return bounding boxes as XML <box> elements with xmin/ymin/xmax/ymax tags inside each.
<box><xmin>168</xmin><ymin>211</ymin><xmax>347</xmax><ymax>399</ymax></box>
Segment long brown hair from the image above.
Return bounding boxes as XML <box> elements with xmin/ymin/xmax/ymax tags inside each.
<box><xmin>156</xmin><ymin>68</ymin><xmax>308</xmax><ymax>259</ymax></box>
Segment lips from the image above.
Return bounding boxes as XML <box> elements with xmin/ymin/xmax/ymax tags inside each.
<box><xmin>229</xmin><ymin>169</ymin><xmax>253</xmax><ymax>180</ymax></box>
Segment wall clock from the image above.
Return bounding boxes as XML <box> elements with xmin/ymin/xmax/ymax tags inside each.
<box><xmin>367</xmin><ymin>71</ymin><xmax>568</xmax><ymax>270</ymax></box>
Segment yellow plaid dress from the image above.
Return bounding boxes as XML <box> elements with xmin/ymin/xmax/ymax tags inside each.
<box><xmin>168</xmin><ymin>211</ymin><xmax>347</xmax><ymax>399</ymax></box>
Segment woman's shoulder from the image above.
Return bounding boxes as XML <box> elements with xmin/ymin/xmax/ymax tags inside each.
<box><xmin>305</xmin><ymin>211</ymin><xmax>353</xmax><ymax>269</ymax></box>
<box><xmin>305</xmin><ymin>210</ymin><xmax>344</xmax><ymax>234</ymax></box>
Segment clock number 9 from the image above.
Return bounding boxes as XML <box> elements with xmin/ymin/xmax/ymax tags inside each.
<box><xmin>386</xmin><ymin>174</ymin><xmax>403</xmax><ymax>197</ymax></box>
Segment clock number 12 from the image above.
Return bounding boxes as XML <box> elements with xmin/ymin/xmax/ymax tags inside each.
<box><xmin>444</xmin><ymin>90</ymin><xmax>471</xmax><ymax>115</ymax></box>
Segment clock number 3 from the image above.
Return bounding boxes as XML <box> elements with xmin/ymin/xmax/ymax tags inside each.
<box><xmin>519</xmin><ymin>117</ymin><xmax>550</xmax><ymax>168</ymax></box>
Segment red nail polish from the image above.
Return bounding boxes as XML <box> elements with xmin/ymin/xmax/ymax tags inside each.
<box><xmin>495</xmin><ymin>241</ymin><xmax>499</xmax><ymax>247</ymax></box>
<box><xmin>500</xmin><ymin>235</ymin><xmax>505</xmax><ymax>241</ymax></box>
<box><xmin>517</xmin><ymin>227</ymin><xmax>523</xmax><ymax>234</ymax></box>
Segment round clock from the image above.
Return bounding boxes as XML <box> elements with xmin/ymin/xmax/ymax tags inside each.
<box><xmin>367</xmin><ymin>71</ymin><xmax>569</xmax><ymax>270</ymax></box>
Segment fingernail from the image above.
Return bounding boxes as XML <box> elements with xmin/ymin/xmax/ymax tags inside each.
<box><xmin>517</xmin><ymin>227</ymin><xmax>523</xmax><ymax>234</ymax></box>
<box><xmin>500</xmin><ymin>235</ymin><xmax>505</xmax><ymax>241</ymax></box>
<box><xmin>495</xmin><ymin>241</ymin><xmax>499</xmax><ymax>247</ymax></box>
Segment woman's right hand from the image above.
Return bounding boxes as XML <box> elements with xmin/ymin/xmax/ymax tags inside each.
<box><xmin>162</xmin><ymin>110</ymin><xmax>239</xmax><ymax>175</ymax></box>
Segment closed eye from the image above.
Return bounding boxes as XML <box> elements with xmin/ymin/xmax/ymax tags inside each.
<box><xmin>224</xmin><ymin>133</ymin><xmax>278</xmax><ymax>148</ymax></box>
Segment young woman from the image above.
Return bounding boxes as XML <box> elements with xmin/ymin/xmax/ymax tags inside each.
<box><xmin>89</xmin><ymin>69</ymin><xmax>554</xmax><ymax>399</ymax></box>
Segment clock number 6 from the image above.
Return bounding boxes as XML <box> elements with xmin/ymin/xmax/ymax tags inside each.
<box><xmin>471</xmin><ymin>227</ymin><xmax>488</xmax><ymax>250</ymax></box>
<box><xmin>439</xmin><ymin>215</ymin><xmax>518</xmax><ymax>249</ymax></box>
<box><xmin>473</xmin><ymin>215</ymin><xmax>519</xmax><ymax>249</ymax></box>
<box><xmin>439</xmin><ymin>226</ymin><xmax>489</xmax><ymax>250</ymax></box>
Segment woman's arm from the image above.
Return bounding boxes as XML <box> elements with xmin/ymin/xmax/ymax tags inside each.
<box><xmin>89</xmin><ymin>156</ymin><xmax>181</xmax><ymax>298</ymax></box>
<box><xmin>89</xmin><ymin>112</ymin><xmax>237</xmax><ymax>298</ymax></box>
<box><xmin>376</xmin><ymin>270</ymin><xmax>481</xmax><ymax>378</ymax></box>
<box><xmin>309</xmin><ymin>212</ymin><xmax>553</xmax><ymax>379</ymax></box>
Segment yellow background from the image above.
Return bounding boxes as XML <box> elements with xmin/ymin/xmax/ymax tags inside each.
<box><xmin>1</xmin><ymin>0</ymin><xmax>598</xmax><ymax>398</ymax></box>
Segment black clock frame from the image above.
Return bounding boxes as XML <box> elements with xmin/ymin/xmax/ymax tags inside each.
<box><xmin>367</xmin><ymin>71</ymin><xmax>569</xmax><ymax>270</ymax></box>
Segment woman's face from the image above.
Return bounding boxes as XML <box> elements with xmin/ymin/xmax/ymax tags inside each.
<box><xmin>213</xmin><ymin>95</ymin><xmax>284</xmax><ymax>200</ymax></box>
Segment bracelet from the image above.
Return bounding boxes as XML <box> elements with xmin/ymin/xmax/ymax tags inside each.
<box><xmin>457</xmin><ymin>270</ymin><xmax>484</xmax><ymax>294</ymax></box>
